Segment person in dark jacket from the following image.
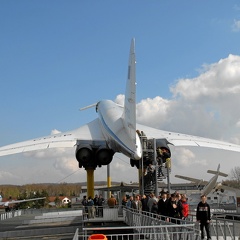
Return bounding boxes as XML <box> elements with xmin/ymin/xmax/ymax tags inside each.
<box><xmin>126</xmin><ymin>196</ymin><xmax>133</xmax><ymax>208</ymax></box>
<box><xmin>166</xmin><ymin>193</ymin><xmax>181</xmax><ymax>223</ymax></box>
<box><xmin>93</xmin><ymin>194</ymin><xmax>99</xmax><ymax>216</ymax></box>
<box><xmin>151</xmin><ymin>200</ymin><xmax>158</xmax><ymax>216</ymax></box>
<box><xmin>82</xmin><ymin>195</ymin><xmax>88</xmax><ymax>218</ymax></box>
<box><xmin>141</xmin><ymin>194</ymin><xmax>149</xmax><ymax>212</ymax></box>
<box><xmin>196</xmin><ymin>195</ymin><xmax>211</xmax><ymax>240</ymax></box>
<box><xmin>158</xmin><ymin>192</ymin><xmax>168</xmax><ymax>220</ymax></box>
<box><xmin>97</xmin><ymin>194</ymin><xmax>104</xmax><ymax>217</ymax></box>
<box><xmin>176</xmin><ymin>193</ymin><xmax>183</xmax><ymax>219</ymax></box>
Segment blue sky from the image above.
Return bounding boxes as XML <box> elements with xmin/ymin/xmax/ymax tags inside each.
<box><xmin>1</xmin><ymin>1</ymin><xmax>240</xmax><ymax>185</ymax></box>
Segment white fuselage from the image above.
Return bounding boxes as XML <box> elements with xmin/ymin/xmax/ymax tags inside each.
<box><xmin>202</xmin><ymin>174</ymin><xmax>218</xmax><ymax>196</ymax></box>
<box><xmin>97</xmin><ymin>100</ymin><xmax>142</xmax><ymax>160</ymax></box>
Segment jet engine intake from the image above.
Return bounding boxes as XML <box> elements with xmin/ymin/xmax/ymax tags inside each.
<box><xmin>75</xmin><ymin>144</ymin><xmax>93</xmax><ymax>168</ymax></box>
<box><xmin>96</xmin><ymin>148</ymin><xmax>114</xmax><ymax>166</ymax></box>
<box><xmin>75</xmin><ymin>144</ymin><xmax>114</xmax><ymax>169</ymax></box>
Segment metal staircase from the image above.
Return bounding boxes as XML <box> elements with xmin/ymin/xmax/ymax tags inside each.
<box><xmin>143</xmin><ymin>163</ymin><xmax>171</xmax><ymax>195</ymax></box>
<box><xmin>138</xmin><ymin>133</ymin><xmax>171</xmax><ymax>195</ymax></box>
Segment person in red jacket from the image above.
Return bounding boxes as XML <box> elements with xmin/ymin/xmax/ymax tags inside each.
<box><xmin>181</xmin><ymin>195</ymin><xmax>189</xmax><ymax>219</ymax></box>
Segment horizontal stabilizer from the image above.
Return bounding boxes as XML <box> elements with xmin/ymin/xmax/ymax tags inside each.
<box><xmin>80</xmin><ymin>103</ymin><xmax>98</xmax><ymax>111</ymax></box>
<box><xmin>207</xmin><ymin>169</ymin><xmax>228</xmax><ymax>177</ymax></box>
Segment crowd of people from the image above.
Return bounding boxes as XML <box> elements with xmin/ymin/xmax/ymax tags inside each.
<box><xmin>81</xmin><ymin>194</ymin><xmax>105</xmax><ymax>218</ymax></box>
<box><xmin>81</xmin><ymin>191</ymin><xmax>211</xmax><ymax>239</ymax></box>
<box><xmin>122</xmin><ymin>191</ymin><xmax>211</xmax><ymax>240</ymax></box>
<box><xmin>122</xmin><ymin>191</ymin><xmax>189</xmax><ymax>221</ymax></box>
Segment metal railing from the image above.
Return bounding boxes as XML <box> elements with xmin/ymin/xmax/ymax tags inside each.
<box><xmin>0</xmin><ymin>209</ymin><xmax>22</xmax><ymax>220</ymax></box>
<box><xmin>82</xmin><ymin>225</ymin><xmax>197</xmax><ymax>240</ymax></box>
<box><xmin>82</xmin><ymin>205</ymin><xmax>120</xmax><ymax>220</ymax></box>
<box><xmin>80</xmin><ymin>208</ymin><xmax>240</xmax><ymax>240</ymax></box>
<box><xmin>81</xmin><ymin>207</ymin><xmax>200</xmax><ymax>240</ymax></box>
<box><xmin>211</xmin><ymin>213</ymin><xmax>240</xmax><ymax>240</ymax></box>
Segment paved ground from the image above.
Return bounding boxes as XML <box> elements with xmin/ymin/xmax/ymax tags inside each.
<box><xmin>0</xmin><ymin>209</ymin><xmax>128</xmax><ymax>240</ymax></box>
<box><xmin>0</xmin><ymin>211</ymin><xmax>82</xmax><ymax>239</ymax></box>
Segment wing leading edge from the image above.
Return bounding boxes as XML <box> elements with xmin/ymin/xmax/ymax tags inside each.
<box><xmin>137</xmin><ymin>123</ymin><xmax>240</xmax><ymax>153</ymax></box>
<box><xmin>0</xmin><ymin>197</ymin><xmax>46</xmax><ymax>206</ymax></box>
<box><xmin>175</xmin><ymin>175</ymin><xmax>208</xmax><ymax>185</ymax></box>
<box><xmin>0</xmin><ymin>119</ymin><xmax>105</xmax><ymax>157</ymax></box>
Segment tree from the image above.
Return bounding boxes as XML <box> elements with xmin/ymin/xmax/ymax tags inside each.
<box><xmin>54</xmin><ymin>196</ymin><xmax>61</xmax><ymax>207</ymax></box>
<box><xmin>222</xmin><ymin>166</ymin><xmax>240</xmax><ymax>189</ymax></box>
<box><xmin>230</xmin><ymin>166</ymin><xmax>240</xmax><ymax>184</ymax></box>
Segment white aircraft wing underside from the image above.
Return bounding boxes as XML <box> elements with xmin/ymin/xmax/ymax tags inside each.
<box><xmin>0</xmin><ymin>197</ymin><xmax>46</xmax><ymax>206</ymax></box>
<box><xmin>0</xmin><ymin>119</ymin><xmax>105</xmax><ymax>157</ymax></box>
<box><xmin>137</xmin><ymin>123</ymin><xmax>240</xmax><ymax>152</ymax></box>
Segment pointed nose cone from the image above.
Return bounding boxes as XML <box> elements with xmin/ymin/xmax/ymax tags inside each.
<box><xmin>133</xmin><ymin>132</ymin><xmax>142</xmax><ymax>160</ymax></box>
<box><xmin>134</xmin><ymin>151</ymin><xmax>142</xmax><ymax>160</ymax></box>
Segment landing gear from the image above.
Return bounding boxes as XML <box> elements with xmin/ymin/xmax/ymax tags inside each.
<box><xmin>130</xmin><ymin>159</ymin><xmax>140</xmax><ymax>168</ymax></box>
<box><xmin>86</xmin><ymin>168</ymin><xmax>95</xmax><ymax>198</ymax></box>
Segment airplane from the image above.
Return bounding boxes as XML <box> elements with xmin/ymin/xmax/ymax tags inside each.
<box><xmin>1</xmin><ymin>39</ymin><xmax>240</xmax><ymax>172</ymax></box>
<box><xmin>0</xmin><ymin>196</ymin><xmax>46</xmax><ymax>212</ymax></box>
<box><xmin>175</xmin><ymin>164</ymin><xmax>228</xmax><ymax>196</ymax></box>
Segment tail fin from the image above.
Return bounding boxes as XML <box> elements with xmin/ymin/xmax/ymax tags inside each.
<box><xmin>122</xmin><ymin>38</ymin><xmax>136</xmax><ymax>142</ymax></box>
<box><xmin>207</xmin><ymin>164</ymin><xmax>228</xmax><ymax>177</ymax></box>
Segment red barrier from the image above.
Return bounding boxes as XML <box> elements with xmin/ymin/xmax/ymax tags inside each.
<box><xmin>88</xmin><ymin>234</ymin><xmax>107</xmax><ymax>240</ymax></box>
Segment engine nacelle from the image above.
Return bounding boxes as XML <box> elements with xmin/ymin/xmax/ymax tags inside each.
<box><xmin>75</xmin><ymin>144</ymin><xmax>93</xmax><ymax>168</ymax></box>
<box><xmin>75</xmin><ymin>144</ymin><xmax>114</xmax><ymax>169</ymax></box>
<box><xmin>96</xmin><ymin>147</ymin><xmax>114</xmax><ymax>167</ymax></box>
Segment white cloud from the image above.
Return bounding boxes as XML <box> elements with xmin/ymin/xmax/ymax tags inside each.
<box><xmin>236</xmin><ymin>120</ymin><xmax>240</xmax><ymax>128</ymax></box>
<box><xmin>51</xmin><ymin>129</ymin><xmax>61</xmax><ymax>135</ymax></box>
<box><xmin>165</xmin><ymin>55</ymin><xmax>240</xmax><ymax>140</ymax></box>
<box><xmin>24</xmin><ymin>148</ymin><xmax>78</xmax><ymax>175</ymax></box>
<box><xmin>0</xmin><ymin>170</ymin><xmax>17</xmax><ymax>181</ymax></box>
<box><xmin>136</xmin><ymin>96</ymin><xmax>172</xmax><ymax>129</ymax></box>
<box><xmin>232</xmin><ymin>19</ymin><xmax>240</xmax><ymax>32</ymax></box>
<box><xmin>171</xmin><ymin>55</ymin><xmax>240</xmax><ymax>100</ymax></box>
<box><xmin>172</xmin><ymin>148</ymin><xmax>196</xmax><ymax>167</ymax></box>
<box><xmin>115</xmin><ymin>94</ymin><xmax>124</xmax><ymax>105</ymax></box>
